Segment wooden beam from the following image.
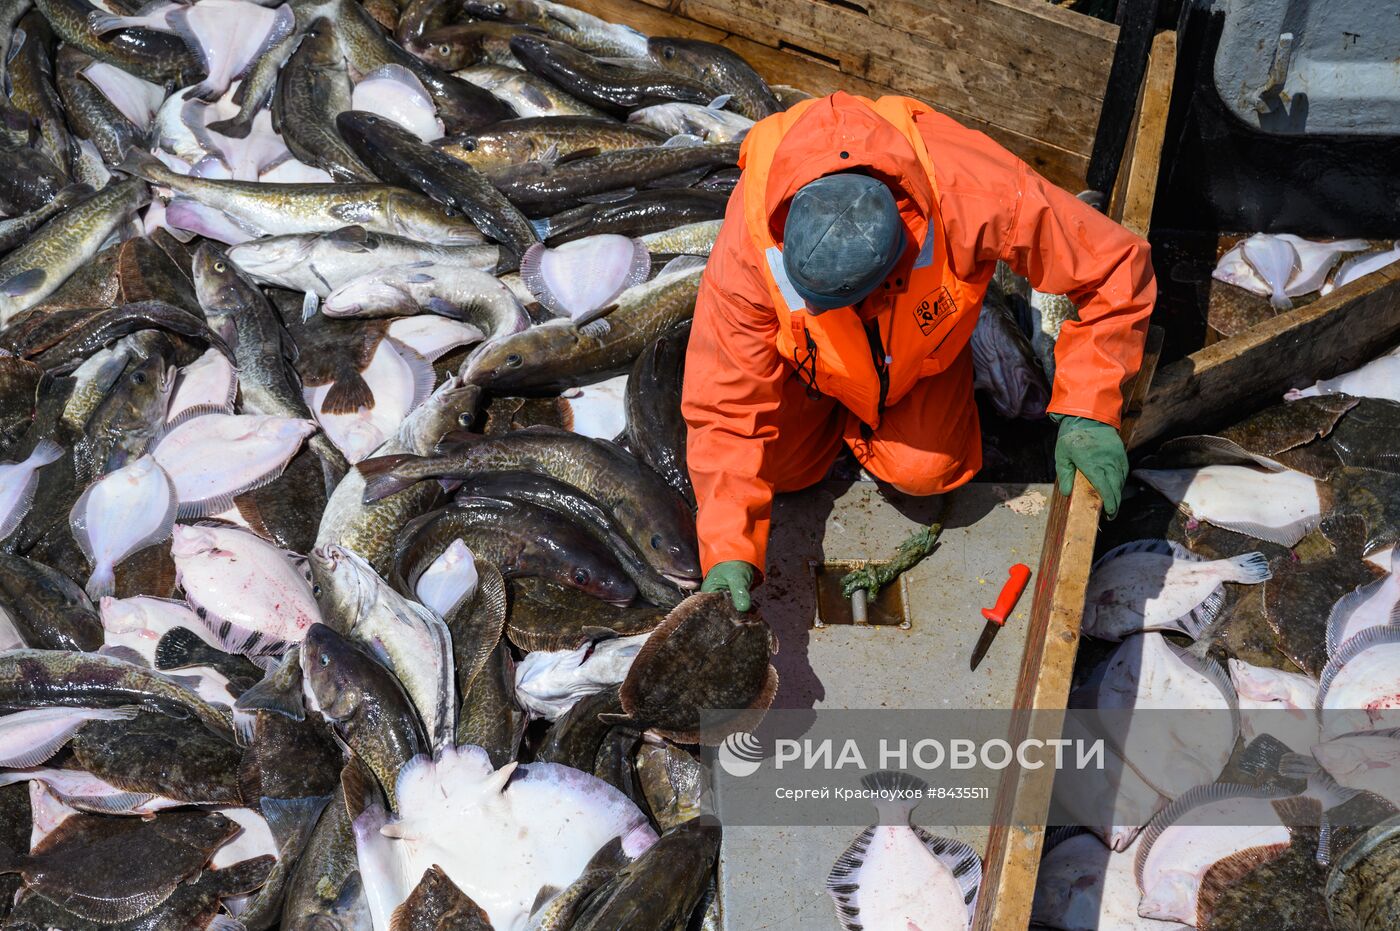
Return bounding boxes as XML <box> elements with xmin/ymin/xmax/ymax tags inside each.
<box><xmin>565</xmin><ymin>0</ymin><xmax>1108</xmax><ymax>191</ymax></box>
<box><xmin>975</xmin><ymin>31</ymin><xmax>1175</xmax><ymax>931</ymax></box>
<box><xmin>1132</xmin><ymin>263</ymin><xmax>1400</xmax><ymax>448</ymax></box>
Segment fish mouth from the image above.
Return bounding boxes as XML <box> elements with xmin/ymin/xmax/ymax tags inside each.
<box><xmin>665</xmin><ymin>574</ymin><xmax>701</xmax><ymax>590</ymax></box>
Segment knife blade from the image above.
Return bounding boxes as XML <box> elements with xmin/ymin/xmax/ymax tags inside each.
<box><xmin>970</xmin><ymin>563</ymin><xmax>1032</xmax><ymax>671</ymax></box>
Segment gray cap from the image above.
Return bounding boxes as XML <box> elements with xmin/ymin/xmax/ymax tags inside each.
<box><xmin>782</xmin><ymin>173</ymin><xmax>905</xmax><ymax>312</ymax></box>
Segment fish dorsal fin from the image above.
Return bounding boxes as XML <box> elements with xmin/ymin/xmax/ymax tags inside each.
<box><xmin>1155</xmin><ymin>434</ymin><xmax>1290</xmax><ymax>471</ymax></box>
<box><xmin>1091</xmin><ymin>538</ymin><xmax>1201</xmax><ymax>571</ymax></box>
<box><xmin>1134</xmin><ymin>782</ymin><xmax>1292</xmax><ymax>889</ymax></box>
<box><xmin>825</xmin><ymin>825</ymin><xmax>875</xmax><ymax>931</ymax></box>
<box><xmin>1325</xmin><ymin>575</ymin><xmax>1392</xmax><ymax>658</ymax></box>
<box><xmin>913</xmin><ymin>826</ymin><xmax>982</xmax><ymax>920</ymax></box>
<box><xmin>1317</xmin><ymin>622</ymin><xmax>1400</xmax><ymax>713</ymax></box>
<box><xmin>1040</xmin><ymin>825</ymin><xmax>1091</xmax><ymax>856</ymax></box>
<box><xmin>656</xmin><ymin>254</ymin><xmax>707</xmax><ymax>279</ymax></box>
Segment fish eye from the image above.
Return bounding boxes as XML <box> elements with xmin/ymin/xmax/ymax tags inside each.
<box><xmin>663</xmin><ymin>45</ymin><xmax>675</xmax><ymax>59</ymax></box>
<box><xmin>463</xmin><ymin>139</ymin><xmax>476</xmax><ymax>152</ymax></box>
<box><xmin>439</xmin><ymin>44</ymin><xmax>451</xmax><ymax>55</ymax></box>
<box><xmin>319</xmin><ymin>652</ymin><xmax>330</xmax><ymax>667</ymax></box>
<box><xmin>573</xmin><ymin>568</ymin><xmax>590</xmax><ymax>585</ymax></box>
<box><xmin>457</xmin><ymin>412</ymin><xmax>473</xmax><ymax>428</ymax></box>
<box><xmin>505</xmin><ymin>353</ymin><xmax>522</xmax><ymax>367</ymax></box>
<box><xmin>312</xmin><ymin>584</ymin><xmax>322</xmax><ymax>597</ymax></box>
<box><xmin>650</xmin><ymin>533</ymin><xmax>662</xmax><ymax>550</ymax></box>
<box><xmin>213</xmin><ymin>261</ymin><xmax>226</xmax><ymax>272</ymax></box>
<box><xmin>131</xmin><ymin>371</ymin><xmax>146</xmax><ymax>384</ymax></box>
<box><xmin>492</xmin><ymin>2</ymin><xmax>504</xmax><ymax>12</ymax></box>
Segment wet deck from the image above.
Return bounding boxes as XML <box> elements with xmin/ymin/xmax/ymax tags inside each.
<box><xmin>717</xmin><ymin>479</ymin><xmax>1053</xmax><ymax>930</ymax></box>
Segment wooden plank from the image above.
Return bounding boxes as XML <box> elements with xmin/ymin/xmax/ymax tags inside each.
<box><xmin>1116</xmin><ymin>32</ymin><xmax>1176</xmax><ymax>237</ymax></box>
<box><xmin>1132</xmin><ymin>263</ymin><xmax>1400</xmax><ymax>449</ymax></box>
<box><xmin>676</xmin><ymin>0</ymin><xmax>1106</xmax><ymax>149</ymax></box>
<box><xmin>975</xmin><ymin>33</ymin><xmax>1175</xmax><ymax>931</ymax></box>
<box><xmin>568</xmin><ymin>0</ymin><xmax>1095</xmax><ymax>189</ymax></box>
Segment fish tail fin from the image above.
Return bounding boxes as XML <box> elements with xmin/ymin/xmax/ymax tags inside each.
<box><xmin>319</xmin><ymin>372</ymin><xmax>374</xmax><ymax>415</ymax></box>
<box><xmin>116</xmin><ymin>148</ymin><xmax>166</xmax><ymax>183</ymax></box>
<box><xmin>84</xmin><ymin>565</ymin><xmax>116</xmax><ymax>602</ymax></box>
<box><xmin>153</xmin><ymin>626</ymin><xmax>206</xmax><ymax>671</ymax></box>
<box><xmin>357</xmin><ymin>454</ymin><xmax>423</xmax><ymax>502</ymax></box>
<box><xmin>234</xmin><ymin>647</ymin><xmax>305</xmax><ymax>720</ymax></box>
<box><xmin>1235</xmin><ymin>733</ymin><xmax>1292</xmax><ymax>778</ymax></box>
<box><xmin>260</xmin><ymin>794</ymin><xmax>330</xmax><ymax>853</ymax></box>
<box><xmin>859</xmin><ymin>769</ymin><xmax>928</xmax><ymax>824</ymax></box>
<box><xmin>1224</xmin><ymin>551</ymin><xmax>1272</xmax><ymax>584</ymax></box>
<box><xmin>26</xmin><ymin>437</ymin><xmax>63</xmax><ymax>467</ymax></box>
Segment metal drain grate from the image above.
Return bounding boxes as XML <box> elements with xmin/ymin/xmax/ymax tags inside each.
<box><xmin>810</xmin><ymin>560</ymin><xmax>911</xmax><ymax>628</ymax></box>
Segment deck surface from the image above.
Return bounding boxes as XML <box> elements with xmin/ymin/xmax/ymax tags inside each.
<box><xmin>718</xmin><ymin>479</ymin><xmax>1052</xmax><ymax>930</ymax></box>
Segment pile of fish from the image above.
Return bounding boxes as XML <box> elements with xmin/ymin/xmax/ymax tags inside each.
<box><xmin>0</xmin><ymin>0</ymin><xmax>819</xmax><ymax>926</ymax></box>
<box><xmin>1034</xmin><ymin>341</ymin><xmax>1400</xmax><ymax>930</ymax></box>
<box><xmin>1212</xmin><ymin>233</ymin><xmax>1400</xmax><ymax>310</ymax></box>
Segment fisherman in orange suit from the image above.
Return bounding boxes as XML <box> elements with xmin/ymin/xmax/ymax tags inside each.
<box><xmin>682</xmin><ymin>92</ymin><xmax>1156</xmax><ymax>611</ymax></box>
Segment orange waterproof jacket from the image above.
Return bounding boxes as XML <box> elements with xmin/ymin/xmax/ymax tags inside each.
<box><xmin>682</xmin><ymin>93</ymin><xmax>1156</xmax><ymax>574</ymax></box>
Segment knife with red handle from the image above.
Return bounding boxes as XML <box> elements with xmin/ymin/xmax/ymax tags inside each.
<box><xmin>970</xmin><ymin>563</ymin><xmax>1032</xmax><ymax>671</ymax></box>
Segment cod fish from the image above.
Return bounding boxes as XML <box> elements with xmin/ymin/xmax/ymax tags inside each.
<box><xmin>310</xmin><ymin>543</ymin><xmax>454</xmax><ymax>753</ymax></box>
<box><xmin>171</xmin><ymin>523</ymin><xmax>322</xmax><ymax>657</ymax></box>
<box><xmin>0</xmin><ymin>439</ymin><xmax>63</xmax><ymax>541</ymax></box>
<box><xmin>227</xmin><ymin>226</ymin><xmax>496</xmax><ymax>299</ymax></box>
<box><xmin>153</xmin><ymin>411</ymin><xmax>316</xmax><ymax>516</ymax></box>
<box><xmin>826</xmin><ymin>771</ymin><xmax>981</xmax><ymax>931</ymax></box>
<box><xmin>1285</xmin><ymin>345</ymin><xmax>1400</xmax><ymax>405</ymax></box>
<box><xmin>0</xmin><ymin>178</ymin><xmax>150</xmax><ymax>325</ymax></box>
<box><xmin>463</xmin><ymin>0</ymin><xmax>647</xmax><ymax>58</ymax></box>
<box><xmin>1083</xmin><ymin>633</ymin><xmax>1238</xmax><ymax>801</ymax></box>
<box><xmin>462</xmin><ymin>255</ymin><xmax>705</xmax><ymax>394</ymax></box>
<box><xmin>0</xmin><ymin>553</ymin><xmax>103</xmax><ymax>652</ymax></box>
<box><xmin>437</xmin><ymin>115</ymin><xmax>667</xmax><ymax>174</ymax></box>
<box><xmin>506</xmin><ymin>576</ymin><xmax>667</xmax><ymax>652</ymax></box>
<box><xmin>624</xmin><ymin>318</ymin><xmax>691</xmax><ymax>504</ymax></box>
<box><xmin>0</xmin><ymin>648</ymin><xmax>234</xmax><ymax>739</ymax></box>
<box><xmin>69</xmin><ymin>454</ymin><xmax>178</xmax><ymax>599</ymax></box>
<box><xmin>0</xmin><ymin>809</ymin><xmax>238</xmax><ymax>923</ymax></box>
<box><xmin>0</xmin><ymin>706</ymin><xmax>137</xmax><ymax>768</ymax></box>
<box><xmin>1327</xmin><ymin>547</ymin><xmax>1400</xmax><ymax>657</ymax></box>
<box><xmin>1032</xmin><ymin>830</ymin><xmax>1191</xmax><ymax>931</ymax></box>
<box><xmin>1083</xmin><ymin>539</ymin><xmax>1271</xmax><ymax>642</ymax></box>
<box><xmin>508</xmin><ymin>35</ymin><xmax>711</xmax><ymax>116</ymax></box>
<box><xmin>119</xmin><ymin>149</ymin><xmax>481</xmax><ymax>245</ymax></box>
<box><xmin>628</xmin><ymin>100</ymin><xmax>754</xmax><ymax>143</ymax></box>
<box><xmin>645</xmin><ymin>35</ymin><xmax>780</xmax><ymax>120</ymax></box>
<box><xmin>1133</xmin><ymin>465</ymin><xmax>1323</xmax><ymax>547</ymax></box>
<box><xmin>514</xmin><ymin>633</ymin><xmax>649</xmax><ymax>720</ymax></box>
<box><xmin>353</xmin><ymin>743</ymin><xmax>656</xmax><ymax>931</ymax></box>
<box><xmin>394</xmin><ymin>495</ymin><xmax>638</xmax><ymax>605</ymax></box>
<box><xmin>1134</xmin><ymin>784</ymin><xmax>1301</xmax><ymax>925</ymax></box>
<box><xmin>572</xmin><ymin>817</ymin><xmax>720</xmax><ymax>931</ymax></box>
<box><xmin>1318</xmin><ymin>625</ymin><xmax>1400</xmax><ymax>739</ymax></box>
<box><xmin>359</xmin><ymin>425</ymin><xmax>700</xmax><ymax>589</ymax></box>
<box><xmin>302</xmin><ymin>623</ymin><xmax>426</xmax><ymax>810</ymax></box>
<box><xmin>613</xmin><ymin>591</ymin><xmax>778</xmax><ymax>744</ymax></box>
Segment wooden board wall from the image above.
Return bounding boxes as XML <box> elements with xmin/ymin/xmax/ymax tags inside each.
<box><xmin>568</xmin><ymin>0</ymin><xmax>1117</xmax><ymax>192</ymax></box>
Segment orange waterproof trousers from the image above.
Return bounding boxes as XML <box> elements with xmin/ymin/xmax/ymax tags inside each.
<box><xmin>760</xmin><ymin>346</ymin><xmax>981</xmax><ymax>496</ymax></box>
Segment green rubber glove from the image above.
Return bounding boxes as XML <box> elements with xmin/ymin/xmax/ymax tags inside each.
<box><xmin>701</xmin><ymin>560</ymin><xmax>757</xmax><ymax>612</ymax></box>
<box><xmin>1053</xmin><ymin>414</ymin><xmax>1128</xmax><ymax>518</ymax></box>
